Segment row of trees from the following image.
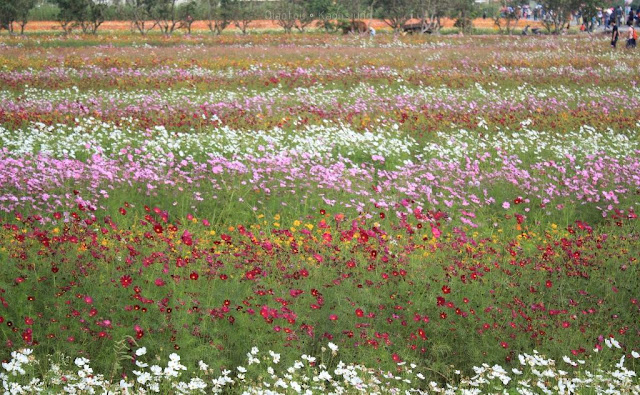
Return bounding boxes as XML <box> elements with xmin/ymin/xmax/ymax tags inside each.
<box><xmin>0</xmin><ymin>0</ymin><xmax>37</xmax><ymax>34</ymax></box>
<box><xmin>0</xmin><ymin>0</ymin><xmax>628</xmax><ymax>35</ymax></box>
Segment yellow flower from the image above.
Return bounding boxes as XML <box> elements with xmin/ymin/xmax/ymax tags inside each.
<box><xmin>274</xmin><ymin>214</ymin><xmax>280</xmax><ymax>221</ymax></box>
<box><xmin>293</xmin><ymin>220</ymin><xmax>301</xmax><ymax>227</ymax></box>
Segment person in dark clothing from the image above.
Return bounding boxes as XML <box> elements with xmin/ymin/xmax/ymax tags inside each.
<box><xmin>611</xmin><ymin>23</ymin><xmax>619</xmax><ymax>48</ymax></box>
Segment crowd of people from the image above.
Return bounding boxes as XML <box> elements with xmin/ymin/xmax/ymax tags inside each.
<box><xmin>526</xmin><ymin>4</ymin><xmax>639</xmax><ymax>50</ymax></box>
<box><xmin>596</xmin><ymin>6</ymin><xmax>638</xmax><ymax>49</ymax></box>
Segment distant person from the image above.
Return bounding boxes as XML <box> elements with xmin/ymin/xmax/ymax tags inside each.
<box><xmin>369</xmin><ymin>26</ymin><xmax>376</xmax><ymax>37</ymax></box>
<box><xmin>597</xmin><ymin>9</ymin><xmax>603</xmax><ymax>26</ymax></box>
<box><xmin>616</xmin><ymin>6</ymin><xmax>623</xmax><ymax>26</ymax></box>
<box><xmin>611</xmin><ymin>23</ymin><xmax>619</xmax><ymax>48</ymax></box>
<box><xmin>627</xmin><ymin>25</ymin><xmax>637</xmax><ymax>48</ymax></box>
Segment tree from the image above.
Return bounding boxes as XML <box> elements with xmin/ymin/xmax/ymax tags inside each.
<box><xmin>204</xmin><ymin>0</ymin><xmax>232</xmax><ymax>35</ymax></box>
<box><xmin>379</xmin><ymin>0</ymin><xmax>420</xmax><ymax>31</ymax></box>
<box><xmin>537</xmin><ymin>0</ymin><xmax>594</xmax><ymax>34</ymax></box>
<box><xmin>127</xmin><ymin>0</ymin><xmax>157</xmax><ymax>35</ymax></box>
<box><xmin>177</xmin><ymin>0</ymin><xmax>197</xmax><ymax>34</ymax></box>
<box><xmin>293</xmin><ymin>0</ymin><xmax>316</xmax><ymax>32</ymax></box>
<box><xmin>268</xmin><ymin>0</ymin><xmax>315</xmax><ymax>33</ymax></box>
<box><xmin>53</xmin><ymin>0</ymin><xmax>107</xmax><ymax>34</ymax></box>
<box><xmin>150</xmin><ymin>0</ymin><xmax>180</xmax><ymax>35</ymax></box>
<box><xmin>342</xmin><ymin>0</ymin><xmax>378</xmax><ymax>29</ymax></box>
<box><xmin>412</xmin><ymin>0</ymin><xmax>447</xmax><ymax>34</ymax></box>
<box><xmin>231</xmin><ymin>0</ymin><xmax>256</xmax><ymax>35</ymax></box>
<box><xmin>0</xmin><ymin>0</ymin><xmax>17</xmax><ymax>34</ymax></box>
<box><xmin>447</xmin><ymin>0</ymin><xmax>474</xmax><ymax>33</ymax></box>
<box><xmin>80</xmin><ymin>0</ymin><xmax>107</xmax><ymax>34</ymax></box>
<box><xmin>270</xmin><ymin>0</ymin><xmax>298</xmax><ymax>33</ymax></box>
<box><xmin>492</xmin><ymin>0</ymin><xmax>526</xmax><ymax>35</ymax></box>
<box><xmin>54</xmin><ymin>0</ymin><xmax>86</xmax><ymax>34</ymax></box>
<box><xmin>1</xmin><ymin>0</ymin><xmax>37</xmax><ymax>34</ymax></box>
<box><xmin>304</xmin><ymin>0</ymin><xmax>333</xmax><ymax>31</ymax></box>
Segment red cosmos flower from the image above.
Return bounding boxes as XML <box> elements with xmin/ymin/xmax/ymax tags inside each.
<box><xmin>561</xmin><ymin>321</ymin><xmax>570</xmax><ymax>328</ymax></box>
<box><xmin>181</xmin><ymin>230</ymin><xmax>193</xmax><ymax>246</ymax></box>
<box><xmin>154</xmin><ymin>278</ymin><xmax>165</xmax><ymax>286</ymax></box>
<box><xmin>24</xmin><ymin>317</ymin><xmax>34</xmax><ymax>326</ymax></box>
<box><xmin>189</xmin><ymin>272</ymin><xmax>199</xmax><ymax>280</ymax></box>
<box><xmin>440</xmin><ymin>312</ymin><xmax>447</xmax><ymax>319</ymax></box>
<box><xmin>392</xmin><ymin>353</ymin><xmax>403</xmax><ymax>363</ymax></box>
<box><xmin>120</xmin><ymin>275</ymin><xmax>132</xmax><ymax>288</ymax></box>
<box><xmin>22</xmin><ymin>329</ymin><xmax>32</xmax><ymax>343</ymax></box>
<box><xmin>355</xmin><ymin>308</ymin><xmax>364</xmax><ymax>317</ymax></box>
<box><xmin>442</xmin><ymin>285</ymin><xmax>451</xmax><ymax>294</ymax></box>
<box><xmin>329</xmin><ymin>314</ymin><xmax>338</xmax><ymax>321</ymax></box>
<box><xmin>501</xmin><ymin>342</ymin><xmax>509</xmax><ymax>348</ymax></box>
<box><xmin>53</xmin><ymin>212</ymin><xmax>62</xmax><ymax>220</ymax></box>
<box><xmin>153</xmin><ymin>224</ymin><xmax>163</xmax><ymax>234</ymax></box>
<box><xmin>545</xmin><ymin>280</ymin><xmax>553</xmax><ymax>288</ymax></box>
<box><xmin>119</xmin><ymin>207</ymin><xmax>126</xmax><ymax>215</ymax></box>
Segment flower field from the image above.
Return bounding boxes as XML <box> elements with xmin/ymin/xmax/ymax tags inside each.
<box><xmin>0</xmin><ymin>33</ymin><xmax>639</xmax><ymax>393</ymax></box>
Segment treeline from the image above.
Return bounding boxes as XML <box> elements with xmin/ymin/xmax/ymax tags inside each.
<box><xmin>0</xmin><ymin>0</ymin><xmax>628</xmax><ymax>35</ymax></box>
